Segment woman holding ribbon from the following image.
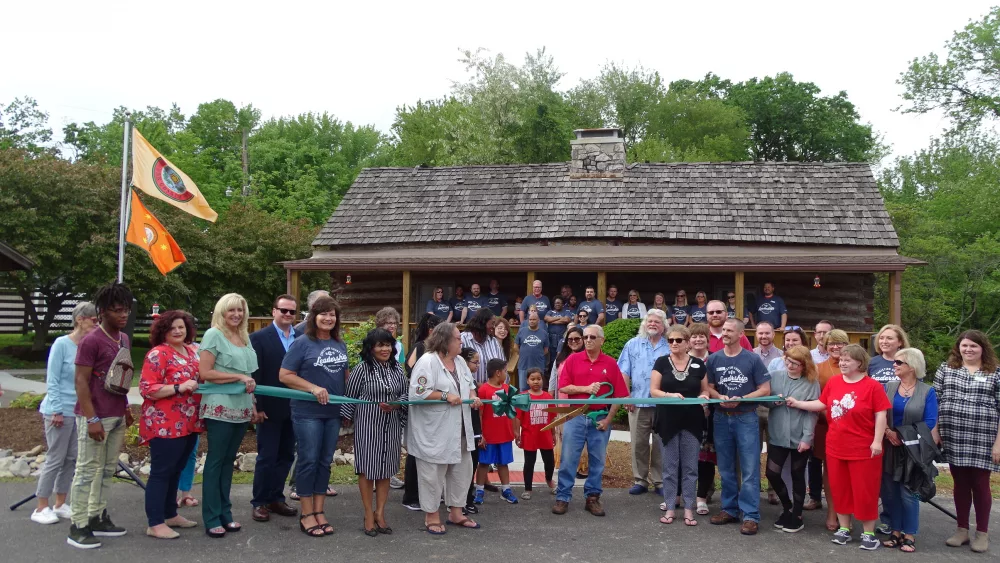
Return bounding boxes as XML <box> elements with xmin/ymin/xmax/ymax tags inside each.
<box><xmin>279</xmin><ymin>295</ymin><xmax>348</xmax><ymax>538</ymax></box>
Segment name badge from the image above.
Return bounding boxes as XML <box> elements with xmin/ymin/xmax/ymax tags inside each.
<box><xmin>974</xmin><ymin>375</ymin><xmax>988</xmax><ymax>383</ymax></box>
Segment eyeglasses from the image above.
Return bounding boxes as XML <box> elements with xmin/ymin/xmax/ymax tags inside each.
<box><xmin>667</xmin><ymin>338</ymin><xmax>687</xmax><ymax>344</ymax></box>
<box><xmin>893</xmin><ymin>359</ymin><xmax>906</xmax><ymax>366</ymax></box>
<box><xmin>785</xmin><ymin>360</ymin><xmax>803</xmax><ymax>369</ymax></box>
<box><xmin>676</xmin><ymin>293</ymin><xmax>686</xmax><ymax>297</ymax></box>
<box><xmin>276</xmin><ymin>308</ymin><xmax>296</xmax><ymax>316</ymax></box>
<box><xmin>727</xmin><ymin>295</ymin><xmax>736</xmax><ymax>299</ymax></box>
<box><xmin>582</xmin><ymin>335</ymin><xmax>600</xmax><ymax>341</ymax></box>
<box><xmin>566</xmin><ymin>337</ymin><xmax>582</xmax><ymax>343</ymax></box>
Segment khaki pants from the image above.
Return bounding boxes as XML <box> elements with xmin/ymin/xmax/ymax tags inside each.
<box><xmin>629</xmin><ymin>407</ymin><xmax>662</xmax><ymax>488</ymax></box>
<box><xmin>415</xmin><ymin>450</ymin><xmax>473</xmax><ymax>513</ymax></box>
<box><xmin>70</xmin><ymin>416</ymin><xmax>126</xmax><ymax>527</ymax></box>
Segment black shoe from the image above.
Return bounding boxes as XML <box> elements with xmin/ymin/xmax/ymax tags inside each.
<box><xmin>782</xmin><ymin>515</ymin><xmax>805</xmax><ymax>533</ymax></box>
<box><xmin>67</xmin><ymin>524</ymin><xmax>102</xmax><ymax>549</ymax></box>
<box><xmin>89</xmin><ymin>510</ymin><xmax>127</xmax><ymax>537</ymax></box>
<box><xmin>774</xmin><ymin>511</ymin><xmax>792</xmax><ymax>529</ymax></box>
<box><xmin>401</xmin><ymin>501</ymin><xmax>422</xmax><ymax>512</ymax></box>
<box><xmin>463</xmin><ymin>504</ymin><xmax>479</xmax><ymax>515</ymax></box>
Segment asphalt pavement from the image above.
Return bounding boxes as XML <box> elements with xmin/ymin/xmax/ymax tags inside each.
<box><xmin>1</xmin><ymin>481</ymin><xmax>996</xmax><ymax>563</ymax></box>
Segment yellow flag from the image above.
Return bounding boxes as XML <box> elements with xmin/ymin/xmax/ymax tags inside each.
<box><xmin>126</xmin><ymin>190</ymin><xmax>186</xmax><ymax>275</ymax></box>
<box><xmin>131</xmin><ymin>129</ymin><xmax>218</xmax><ymax>222</ymax></box>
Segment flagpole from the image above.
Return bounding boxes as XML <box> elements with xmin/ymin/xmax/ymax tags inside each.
<box><xmin>117</xmin><ymin>113</ymin><xmax>132</xmax><ymax>283</ymax></box>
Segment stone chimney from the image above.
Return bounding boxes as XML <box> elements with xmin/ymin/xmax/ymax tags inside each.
<box><xmin>570</xmin><ymin>128</ymin><xmax>626</xmax><ymax>179</ymax></box>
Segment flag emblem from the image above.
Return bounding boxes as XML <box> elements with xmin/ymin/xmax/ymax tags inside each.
<box><xmin>152</xmin><ymin>158</ymin><xmax>194</xmax><ymax>202</ymax></box>
<box><xmin>143</xmin><ymin>225</ymin><xmax>158</xmax><ymax>246</ymax></box>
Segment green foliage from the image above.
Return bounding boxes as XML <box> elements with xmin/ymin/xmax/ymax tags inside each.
<box><xmin>125</xmin><ymin>423</ymin><xmax>140</xmax><ymax>446</ymax></box>
<box><xmin>0</xmin><ymin>97</ymin><xmax>53</xmax><ymax>155</ymax></box>
<box><xmin>10</xmin><ymin>392</ymin><xmax>45</xmax><ymax>409</ymax></box>
<box><xmin>343</xmin><ymin>317</ymin><xmax>376</xmax><ymax>370</ymax></box>
<box><xmin>601</xmin><ymin>318</ymin><xmax>641</xmax><ymax>359</ymax></box>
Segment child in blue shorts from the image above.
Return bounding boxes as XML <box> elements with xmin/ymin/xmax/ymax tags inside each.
<box><xmin>474</xmin><ymin>358</ymin><xmax>518</xmax><ymax>504</ymax></box>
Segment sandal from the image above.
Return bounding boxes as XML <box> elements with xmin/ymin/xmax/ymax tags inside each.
<box><xmin>314</xmin><ymin>512</ymin><xmax>334</xmax><ymax>535</ymax></box>
<box><xmin>660</xmin><ymin>513</ymin><xmax>675</xmax><ymax>524</ymax></box>
<box><xmin>206</xmin><ymin>526</ymin><xmax>226</xmax><ymax>538</ymax></box>
<box><xmin>299</xmin><ymin>514</ymin><xmax>324</xmax><ymax>538</ymax></box>
<box><xmin>224</xmin><ymin>522</ymin><xmax>242</xmax><ymax>532</ymax></box>
<box><xmin>446</xmin><ymin>518</ymin><xmax>481</xmax><ymax>529</ymax></box>
<box><xmin>696</xmin><ymin>501</ymin><xmax>709</xmax><ymax>515</ymax></box>
<box><xmin>900</xmin><ymin>537</ymin><xmax>915</xmax><ymax>552</ymax></box>
<box><xmin>289</xmin><ymin>490</ymin><xmax>300</xmax><ymax>501</ymax></box>
<box><xmin>177</xmin><ymin>496</ymin><xmax>199</xmax><ymax>508</ymax></box>
<box><xmin>684</xmin><ymin>517</ymin><xmax>698</xmax><ymax>527</ymax></box>
<box><xmin>326</xmin><ymin>486</ymin><xmax>338</xmax><ymax>497</ymax></box>
<box><xmin>883</xmin><ymin>532</ymin><xmax>903</xmax><ymax>548</ymax></box>
<box><xmin>425</xmin><ymin>523</ymin><xmax>447</xmax><ymax>535</ymax></box>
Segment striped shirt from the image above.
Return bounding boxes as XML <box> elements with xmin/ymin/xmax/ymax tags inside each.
<box><xmin>460</xmin><ymin>332</ymin><xmax>505</xmax><ymax>384</ymax></box>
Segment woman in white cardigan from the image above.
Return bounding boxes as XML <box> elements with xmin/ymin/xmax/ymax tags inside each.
<box><xmin>407</xmin><ymin>322</ymin><xmax>483</xmax><ymax>534</ymax></box>
<box><xmin>621</xmin><ymin>290</ymin><xmax>648</xmax><ymax>320</ymax></box>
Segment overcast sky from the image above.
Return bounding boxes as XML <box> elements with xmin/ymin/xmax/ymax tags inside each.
<box><xmin>5</xmin><ymin>1</ymin><xmax>991</xmax><ymax>165</ymax></box>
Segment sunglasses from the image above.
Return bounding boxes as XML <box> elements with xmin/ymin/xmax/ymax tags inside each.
<box><xmin>707</xmin><ymin>310</ymin><xmax>726</xmax><ymax>315</ymax></box>
<box><xmin>787</xmin><ymin>325</ymin><xmax>801</xmax><ymax>331</ymax></box>
<box><xmin>566</xmin><ymin>337</ymin><xmax>582</xmax><ymax>343</ymax></box>
<box><xmin>275</xmin><ymin>308</ymin><xmax>296</xmax><ymax>316</ymax></box>
<box><xmin>727</xmin><ymin>295</ymin><xmax>736</xmax><ymax>299</ymax></box>
<box><xmin>583</xmin><ymin>335</ymin><xmax>600</xmax><ymax>341</ymax></box>
<box><xmin>893</xmin><ymin>359</ymin><xmax>906</xmax><ymax>366</ymax></box>
<box><xmin>667</xmin><ymin>338</ymin><xmax>687</xmax><ymax>344</ymax></box>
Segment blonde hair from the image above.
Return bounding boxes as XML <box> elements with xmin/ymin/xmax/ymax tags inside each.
<box><xmin>784</xmin><ymin>345</ymin><xmax>818</xmax><ymax>382</ymax></box>
<box><xmin>824</xmin><ymin>329</ymin><xmax>850</xmax><ymax>346</ymax></box>
<box><xmin>875</xmin><ymin>324</ymin><xmax>910</xmax><ymax>353</ymax></box>
<box><xmin>211</xmin><ymin>293</ymin><xmax>250</xmax><ymax>345</ymax></box>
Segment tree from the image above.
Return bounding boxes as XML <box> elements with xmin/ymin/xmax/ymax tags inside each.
<box><xmin>636</xmin><ymin>84</ymin><xmax>750</xmax><ymax>162</ymax></box>
<box><xmin>584</xmin><ymin>62</ymin><xmax>665</xmax><ymax>154</ymax></box>
<box><xmin>726</xmin><ymin>73</ymin><xmax>885</xmax><ymax>162</ymax></box>
<box><xmin>899</xmin><ymin>7</ymin><xmax>1000</xmax><ymax>127</ymax></box>
<box><xmin>0</xmin><ymin>97</ymin><xmax>54</xmax><ymax>155</ymax></box>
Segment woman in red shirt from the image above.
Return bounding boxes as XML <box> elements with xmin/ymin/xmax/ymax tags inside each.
<box><xmin>139</xmin><ymin>311</ymin><xmax>204</xmax><ymax>539</ymax></box>
<box><xmin>787</xmin><ymin>344</ymin><xmax>889</xmax><ymax>551</ymax></box>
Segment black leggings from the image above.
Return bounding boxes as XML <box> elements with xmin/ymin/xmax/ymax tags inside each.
<box><xmin>807</xmin><ymin>453</ymin><xmax>823</xmax><ymax>501</ymax></box>
<box><xmin>765</xmin><ymin>445</ymin><xmax>809</xmax><ymax>517</ymax></box>
<box><xmin>522</xmin><ymin>449</ymin><xmax>555</xmax><ymax>491</ymax></box>
<box><xmin>402</xmin><ymin>454</ymin><xmax>419</xmax><ymax>505</ymax></box>
<box><xmin>697</xmin><ymin>461</ymin><xmax>716</xmax><ymax>499</ymax></box>
<box><xmin>466</xmin><ymin>447</ymin><xmax>480</xmax><ymax>506</ymax></box>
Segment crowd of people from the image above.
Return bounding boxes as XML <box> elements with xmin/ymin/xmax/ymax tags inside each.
<box><xmin>24</xmin><ymin>279</ymin><xmax>1000</xmax><ymax>554</ymax></box>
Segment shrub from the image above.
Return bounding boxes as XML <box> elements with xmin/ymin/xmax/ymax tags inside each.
<box><xmin>343</xmin><ymin>317</ymin><xmax>376</xmax><ymax>369</ymax></box>
<box><xmin>10</xmin><ymin>392</ymin><xmax>45</xmax><ymax>410</ymax></box>
<box><xmin>602</xmin><ymin>318</ymin><xmax>641</xmax><ymax>359</ymax></box>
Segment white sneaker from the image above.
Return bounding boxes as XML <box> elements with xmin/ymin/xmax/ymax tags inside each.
<box><xmin>389</xmin><ymin>475</ymin><xmax>404</xmax><ymax>489</ymax></box>
<box><xmin>31</xmin><ymin>507</ymin><xmax>59</xmax><ymax>525</ymax></box>
<box><xmin>52</xmin><ymin>504</ymin><xmax>73</xmax><ymax>519</ymax></box>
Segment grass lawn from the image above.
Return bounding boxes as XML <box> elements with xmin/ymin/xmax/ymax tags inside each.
<box><xmin>0</xmin><ymin>332</ymin><xmax>149</xmax><ymax>374</ymax></box>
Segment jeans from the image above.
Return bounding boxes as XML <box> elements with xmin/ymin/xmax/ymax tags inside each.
<box><xmin>36</xmin><ymin>415</ymin><xmax>78</xmax><ymax>499</ymax></box>
<box><xmin>202</xmin><ymin>419</ymin><xmax>247</xmax><ymax>530</ymax></box>
<box><xmin>178</xmin><ymin>435</ymin><xmax>199</xmax><ymax>492</ymax></box>
<box><xmin>556</xmin><ymin>414</ymin><xmax>611</xmax><ymax>502</ymax></box>
<box><xmin>713</xmin><ymin>410</ymin><xmax>761</xmax><ymax>522</ymax></box>
<box><xmin>70</xmin><ymin>415</ymin><xmax>126</xmax><ymax>527</ymax></box>
<box><xmin>146</xmin><ymin>434</ymin><xmax>198</xmax><ymax>526</ymax></box>
<box><xmin>292</xmin><ymin>417</ymin><xmax>340</xmax><ymax>497</ymax></box>
<box><xmin>881</xmin><ymin>472</ymin><xmax>920</xmax><ymax>535</ymax></box>
<box><xmin>251</xmin><ymin>416</ymin><xmax>295</xmax><ymax>507</ymax></box>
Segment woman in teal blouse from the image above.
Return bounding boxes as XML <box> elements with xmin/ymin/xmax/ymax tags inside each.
<box><xmin>198</xmin><ymin>293</ymin><xmax>259</xmax><ymax>538</ymax></box>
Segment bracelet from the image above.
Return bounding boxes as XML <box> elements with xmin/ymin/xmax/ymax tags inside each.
<box><xmin>87</xmin><ymin>416</ymin><xmax>100</xmax><ymax>424</ymax></box>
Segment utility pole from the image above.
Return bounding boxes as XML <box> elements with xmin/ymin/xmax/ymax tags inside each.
<box><xmin>241</xmin><ymin>127</ymin><xmax>249</xmax><ymax>195</ymax></box>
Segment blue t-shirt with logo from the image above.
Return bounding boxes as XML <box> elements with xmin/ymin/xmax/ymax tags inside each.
<box><xmin>604</xmin><ymin>299</ymin><xmax>623</xmax><ymax>322</ymax></box>
<box><xmin>515</xmin><ymin>326</ymin><xmax>548</xmax><ymax>374</ymax></box>
<box><xmin>670</xmin><ymin>305</ymin><xmax>690</xmax><ymax>325</ymax></box>
<box><xmin>578</xmin><ymin>299</ymin><xmax>605</xmax><ymax>324</ymax></box>
<box><xmin>688</xmin><ymin>304</ymin><xmax>709</xmax><ymax>324</ymax></box>
<box><xmin>464</xmin><ymin>295</ymin><xmax>487</xmax><ymax>320</ymax></box>
<box><xmin>486</xmin><ymin>292</ymin><xmax>507</xmax><ymax>316</ymax></box>
<box><xmin>449</xmin><ymin>297</ymin><xmax>467</xmax><ymax>322</ymax></box>
<box><xmin>868</xmin><ymin>355</ymin><xmax>899</xmax><ymax>385</ymax></box>
<box><xmin>754</xmin><ymin>295</ymin><xmax>787</xmax><ymax>328</ymax></box>
<box><xmin>426</xmin><ymin>300</ymin><xmax>451</xmax><ymax>320</ymax></box>
<box><xmin>707</xmin><ymin>348</ymin><xmax>770</xmax><ymax>413</ymax></box>
<box><xmin>521</xmin><ymin>295</ymin><xmax>551</xmax><ymax>329</ymax></box>
<box><xmin>544</xmin><ymin>309</ymin><xmax>572</xmax><ymax>337</ymax></box>
<box><xmin>282</xmin><ymin>337</ymin><xmax>348</xmax><ymax>419</ymax></box>
<box><xmin>623</xmin><ymin>303</ymin><xmax>643</xmax><ymax>319</ymax></box>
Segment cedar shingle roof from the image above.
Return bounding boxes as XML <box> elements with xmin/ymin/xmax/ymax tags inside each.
<box><xmin>314</xmin><ymin>161</ymin><xmax>898</xmax><ymax>248</ymax></box>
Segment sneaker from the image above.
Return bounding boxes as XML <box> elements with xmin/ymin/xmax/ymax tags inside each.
<box><xmin>832</xmin><ymin>528</ymin><xmax>853</xmax><ymax>545</ymax></box>
<box><xmin>875</xmin><ymin>522</ymin><xmax>892</xmax><ymax>535</ymax></box>
<box><xmin>774</xmin><ymin>511</ymin><xmax>792</xmax><ymax>529</ymax></box>
<box><xmin>389</xmin><ymin>475</ymin><xmax>404</xmax><ymax>489</ymax></box>
<box><xmin>521</xmin><ymin>491</ymin><xmax>532</xmax><ymax>500</ymax></box>
<box><xmin>473</xmin><ymin>489</ymin><xmax>485</xmax><ymax>505</ymax></box>
<box><xmin>67</xmin><ymin>524</ymin><xmax>102</xmax><ymax>549</ymax></box>
<box><xmin>31</xmin><ymin>507</ymin><xmax>59</xmax><ymax>525</ymax></box>
<box><xmin>402</xmin><ymin>501</ymin><xmax>422</xmax><ymax>511</ymax></box>
<box><xmin>782</xmin><ymin>515</ymin><xmax>805</xmax><ymax>533</ymax></box>
<box><xmin>89</xmin><ymin>510</ymin><xmax>127</xmax><ymax>537</ymax></box>
<box><xmin>500</xmin><ymin>489</ymin><xmax>519</xmax><ymax>504</ymax></box>
<box><xmin>859</xmin><ymin>533</ymin><xmax>880</xmax><ymax>550</ymax></box>
<box><xmin>628</xmin><ymin>484</ymin><xmax>648</xmax><ymax>495</ymax></box>
<box><xmin>462</xmin><ymin>504</ymin><xmax>478</xmax><ymax>515</ymax></box>
<box><xmin>52</xmin><ymin>504</ymin><xmax>73</xmax><ymax>520</ymax></box>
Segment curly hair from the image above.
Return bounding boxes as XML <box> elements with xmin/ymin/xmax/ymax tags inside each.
<box><xmin>149</xmin><ymin>310</ymin><xmax>197</xmax><ymax>347</ymax></box>
<box><xmin>464</xmin><ymin>308</ymin><xmax>495</xmax><ymax>340</ymax></box>
<box><xmin>360</xmin><ymin>328</ymin><xmax>398</xmax><ymax>368</ymax></box>
<box><xmin>305</xmin><ymin>295</ymin><xmax>342</xmax><ymax>342</ymax></box>
<box><xmin>413</xmin><ymin>313</ymin><xmax>442</xmax><ymax>344</ymax></box>
<box><xmin>93</xmin><ymin>282</ymin><xmax>133</xmax><ymax>315</ymax></box>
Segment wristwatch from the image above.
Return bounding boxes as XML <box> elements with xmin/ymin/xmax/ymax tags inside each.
<box><xmin>174</xmin><ymin>384</ymin><xmax>181</xmax><ymax>395</ymax></box>
<box><xmin>441</xmin><ymin>391</ymin><xmax>451</xmax><ymax>402</ymax></box>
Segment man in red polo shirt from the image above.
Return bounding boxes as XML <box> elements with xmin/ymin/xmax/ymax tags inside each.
<box><xmin>707</xmin><ymin>300</ymin><xmax>752</xmax><ymax>353</ymax></box>
<box><xmin>552</xmin><ymin>325</ymin><xmax>628</xmax><ymax>517</ymax></box>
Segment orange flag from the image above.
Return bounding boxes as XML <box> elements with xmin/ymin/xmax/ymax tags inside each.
<box><xmin>125</xmin><ymin>190</ymin><xmax>186</xmax><ymax>275</ymax></box>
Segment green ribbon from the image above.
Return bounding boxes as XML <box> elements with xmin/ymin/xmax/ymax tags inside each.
<box><xmin>197</xmin><ymin>383</ymin><xmax>783</xmax><ymax>415</ymax></box>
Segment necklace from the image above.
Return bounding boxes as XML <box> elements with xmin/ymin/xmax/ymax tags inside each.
<box><xmin>899</xmin><ymin>382</ymin><xmax>916</xmax><ymax>397</ymax></box>
<box><xmin>99</xmin><ymin>325</ymin><xmax>122</xmax><ymax>347</ymax></box>
<box><xmin>671</xmin><ymin>355</ymin><xmax>691</xmax><ymax>382</ymax></box>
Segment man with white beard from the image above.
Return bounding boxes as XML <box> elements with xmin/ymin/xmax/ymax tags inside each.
<box><xmin>616</xmin><ymin>308</ymin><xmax>670</xmax><ymax>496</ymax></box>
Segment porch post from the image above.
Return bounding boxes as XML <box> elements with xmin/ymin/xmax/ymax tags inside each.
<box><xmin>402</xmin><ymin>270</ymin><xmax>412</xmax><ymax>350</ymax></box>
<box><xmin>597</xmin><ymin>271</ymin><xmax>607</xmax><ymax>308</ymax></box>
<box><xmin>734</xmin><ymin>271</ymin><xmax>745</xmax><ymax>323</ymax></box>
<box><xmin>287</xmin><ymin>269</ymin><xmax>301</xmax><ymax>303</ymax></box>
<box><xmin>888</xmin><ymin>270</ymin><xmax>901</xmax><ymax>326</ymax></box>
<box><xmin>526</xmin><ymin>271</ymin><xmax>535</xmax><ymax>295</ymax></box>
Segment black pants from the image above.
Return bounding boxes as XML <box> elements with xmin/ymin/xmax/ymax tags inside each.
<box><xmin>806</xmin><ymin>452</ymin><xmax>823</xmax><ymax>501</ymax></box>
<box><xmin>146</xmin><ymin>434</ymin><xmax>198</xmax><ymax>527</ymax></box>
<box><xmin>252</xmin><ymin>417</ymin><xmax>296</xmax><ymax>507</ymax></box>
<box><xmin>765</xmin><ymin>445</ymin><xmax>809</xmax><ymax>517</ymax></box>
<box><xmin>402</xmin><ymin>453</ymin><xmax>419</xmax><ymax>505</ymax></box>
<box><xmin>523</xmin><ymin>449</ymin><xmax>554</xmax><ymax>491</ymax></box>
<box><xmin>466</xmin><ymin>447</ymin><xmax>480</xmax><ymax>506</ymax></box>
<box><xmin>697</xmin><ymin>460</ymin><xmax>715</xmax><ymax>498</ymax></box>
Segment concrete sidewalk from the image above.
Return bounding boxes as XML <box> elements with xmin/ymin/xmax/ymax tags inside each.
<box><xmin>0</xmin><ymin>371</ymin><xmax>143</xmax><ymax>406</ymax></box>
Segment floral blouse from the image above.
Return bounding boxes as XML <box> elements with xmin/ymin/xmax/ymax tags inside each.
<box><xmin>139</xmin><ymin>344</ymin><xmax>204</xmax><ymax>444</ymax></box>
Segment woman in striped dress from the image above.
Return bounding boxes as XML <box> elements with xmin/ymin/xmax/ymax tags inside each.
<box><xmin>343</xmin><ymin>328</ymin><xmax>408</xmax><ymax>537</ymax></box>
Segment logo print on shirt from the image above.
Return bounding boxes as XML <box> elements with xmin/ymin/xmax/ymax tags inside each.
<box><xmin>829</xmin><ymin>391</ymin><xmax>857</xmax><ymax>421</ymax></box>
<box><xmin>717</xmin><ymin>367</ymin><xmax>749</xmax><ymax>393</ymax></box>
<box><xmin>314</xmin><ymin>347</ymin><xmax>348</xmax><ymax>374</ymax></box>
<box><xmin>758</xmin><ymin>302</ymin><xmax>775</xmax><ymax>315</ymax></box>
<box><xmin>691</xmin><ymin>310</ymin><xmax>706</xmax><ymax>322</ymax></box>
<box><xmin>523</xmin><ymin>334</ymin><xmax>543</xmax><ymax>347</ymax></box>
<box><xmin>529</xmin><ymin>402</ymin><xmax>547</xmax><ymax>425</ymax></box>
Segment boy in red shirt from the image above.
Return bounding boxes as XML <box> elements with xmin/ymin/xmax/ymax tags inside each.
<box><xmin>474</xmin><ymin>359</ymin><xmax>519</xmax><ymax>504</ymax></box>
<box><xmin>515</xmin><ymin>367</ymin><xmax>556</xmax><ymax>500</ymax></box>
